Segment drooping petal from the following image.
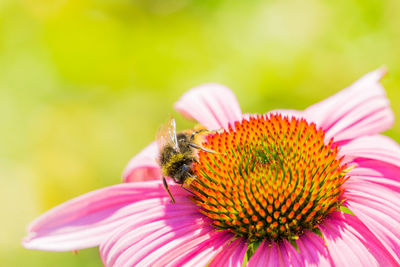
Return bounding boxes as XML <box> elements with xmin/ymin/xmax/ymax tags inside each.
<box><xmin>101</xmin><ymin>211</ymin><xmax>234</xmax><ymax>267</ymax></box>
<box><xmin>122</xmin><ymin>141</ymin><xmax>162</xmax><ymax>182</ymax></box>
<box><xmin>22</xmin><ymin>181</ymin><xmax>188</xmax><ymax>251</ymax></box>
<box><xmin>347</xmin><ymin>158</ymin><xmax>400</xmax><ymax>193</ymax></box>
<box><xmin>174</xmin><ymin>83</ymin><xmax>242</xmax><ymax>130</ymax></box>
<box><xmin>99</xmin><ymin>194</ymin><xmax>203</xmax><ymax>267</ymax></box>
<box><xmin>246</xmin><ymin>241</ymin><xmax>269</xmax><ymax>266</ymax></box>
<box><xmin>209</xmin><ymin>238</ymin><xmax>247</xmax><ymax>267</ymax></box>
<box><xmin>304</xmin><ymin>68</ymin><xmax>393</xmax><ymax>142</ymax></box>
<box><xmin>319</xmin><ymin>212</ymin><xmax>397</xmax><ymax>267</ymax></box>
<box><xmin>246</xmin><ymin>240</ymin><xmax>304</xmax><ymax>267</ymax></box>
<box><xmin>278</xmin><ymin>240</ymin><xmax>305</xmax><ymax>267</ymax></box>
<box><xmin>339</xmin><ymin>135</ymin><xmax>400</xmax><ymax>167</ymax></box>
<box><xmin>344</xmin><ymin>179</ymin><xmax>400</xmax><ymax>263</ymax></box>
<box><xmin>296</xmin><ymin>231</ymin><xmax>334</xmax><ymax>267</ymax></box>
<box><xmin>102</xmin><ymin>216</ymin><xmax>208</xmax><ymax>266</ymax></box>
<box><xmin>162</xmin><ymin>230</ymin><xmax>234</xmax><ymax>267</ymax></box>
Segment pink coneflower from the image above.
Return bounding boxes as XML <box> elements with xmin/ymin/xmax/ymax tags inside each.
<box><xmin>23</xmin><ymin>68</ymin><xmax>400</xmax><ymax>266</ymax></box>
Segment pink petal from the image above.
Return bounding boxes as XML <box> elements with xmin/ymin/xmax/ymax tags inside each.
<box><xmin>246</xmin><ymin>240</ymin><xmax>303</xmax><ymax>267</ymax></box>
<box><xmin>296</xmin><ymin>231</ymin><xmax>334</xmax><ymax>267</ymax></box>
<box><xmin>167</xmin><ymin>231</ymin><xmax>234</xmax><ymax>266</ymax></box>
<box><xmin>344</xmin><ymin>180</ymin><xmax>400</xmax><ymax>263</ymax></box>
<box><xmin>339</xmin><ymin>135</ymin><xmax>400</xmax><ymax>167</ymax></box>
<box><xmin>347</xmin><ymin>158</ymin><xmax>400</xmax><ymax>193</ymax></box>
<box><xmin>319</xmin><ymin>212</ymin><xmax>397</xmax><ymax>266</ymax></box>
<box><xmin>22</xmin><ymin>181</ymin><xmax>188</xmax><ymax>251</ymax></box>
<box><xmin>209</xmin><ymin>238</ymin><xmax>247</xmax><ymax>267</ymax></box>
<box><xmin>122</xmin><ymin>141</ymin><xmax>162</xmax><ymax>182</ymax></box>
<box><xmin>174</xmin><ymin>83</ymin><xmax>242</xmax><ymax>130</ymax></box>
<box><xmin>101</xmin><ymin>214</ymin><xmax>234</xmax><ymax>267</ymax></box>
<box><xmin>103</xmin><ymin>217</ymin><xmax>209</xmax><ymax>266</ymax></box>
<box><xmin>246</xmin><ymin>241</ymin><xmax>269</xmax><ymax>266</ymax></box>
<box><xmin>279</xmin><ymin>240</ymin><xmax>304</xmax><ymax>267</ymax></box>
<box><xmin>100</xmin><ymin>200</ymin><xmax>204</xmax><ymax>266</ymax></box>
<box><xmin>304</xmin><ymin>68</ymin><xmax>393</xmax><ymax>142</ymax></box>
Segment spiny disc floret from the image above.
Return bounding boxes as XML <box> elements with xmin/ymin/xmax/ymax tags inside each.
<box><xmin>191</xmin><ymin>114</ymin><xmax>347</xmax><ymax>242</ymax></box>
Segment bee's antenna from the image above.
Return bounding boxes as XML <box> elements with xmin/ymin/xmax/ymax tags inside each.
<box><xmin>190</xmin><ymin>128</ymin><xmax>222</xmax><ymax>142</ymax></box>
<box><xmin>190</xmin><ymin>129</ymin><xmax>208</xmax><ymax>141</ymax></box>
<box><xmin>162</xmin><ymin>176</ymin><xmax>175</xmax><ymax>203</ymax></box>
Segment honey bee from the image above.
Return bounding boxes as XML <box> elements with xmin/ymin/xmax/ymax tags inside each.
<box><xmin>157</xmin><ymin>116</ymin><xmax>218</xmax><ymax>203</ymax></box>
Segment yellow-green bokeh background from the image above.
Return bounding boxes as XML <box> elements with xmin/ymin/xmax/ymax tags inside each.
<box><xmin>1</xmin><ymin>0</ymin><xmax>400</xmax><ymax>265</ymax></box>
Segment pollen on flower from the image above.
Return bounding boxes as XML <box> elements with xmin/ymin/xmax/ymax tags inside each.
<box><xmin>190</xmin><ymin>114</ymin><xmax>348</xmax><ymax>242</ymax></box>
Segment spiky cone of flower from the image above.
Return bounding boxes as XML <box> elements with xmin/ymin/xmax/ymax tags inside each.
<box><xmin>23</xmin><ymin>68</ymin><xmax>400</xmax><ymax>266</ymax></box>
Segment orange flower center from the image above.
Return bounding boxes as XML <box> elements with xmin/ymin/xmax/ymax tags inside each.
<box><xmin>191</xmin><ymin>114</ymin><xmax>348</xmax><ymax>242</ymax></box>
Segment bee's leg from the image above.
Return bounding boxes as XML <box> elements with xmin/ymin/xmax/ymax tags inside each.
<box><xmin>162</xmin><ymin>176</ymin><xmax>175</xmax><ymax>204</ymax></box>
<box><xmin>180</xmin><ymin>184</ymin><xmax>195</xmax><ymax>195</ymax></box>
<box><xmin>188</xmin><ymin>142</ymin><xmax>220</xmax><ymax>154</ymax></box>
<box><xmin>189</xmin><ymin>129</ymin><xmax>224</xmax><ymax>154</ymax></box>
<box><xmin>174</xmin><ymin>169</ymin><xmax>195</xmax><ymax>196</ymax></box>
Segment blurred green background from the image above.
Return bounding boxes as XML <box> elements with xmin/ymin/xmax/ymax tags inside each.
<box><xmin>1</xmin><ymin>0</ymin><xmax>400</xmax><ymax>265</ymax></box>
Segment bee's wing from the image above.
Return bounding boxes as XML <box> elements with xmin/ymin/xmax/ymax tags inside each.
<box><xmin>156</xmin><ymin>116</ymin><xmax>180</xmax><ymax>152</ymax></box>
